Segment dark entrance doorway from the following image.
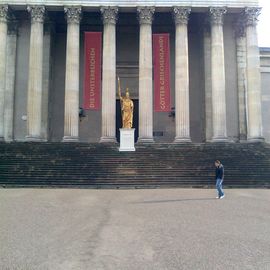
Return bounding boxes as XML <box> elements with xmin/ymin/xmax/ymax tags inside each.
<box><xmin>116</xmin><ymin>99</ymin><xmax>139</xmax><ymax>143</ymax></box>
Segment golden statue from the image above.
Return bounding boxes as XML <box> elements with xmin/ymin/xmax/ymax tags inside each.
<box><xmin>118</xmin><ymin>77</ymin><xmax>134</xmax><ymax>129</ymax></box>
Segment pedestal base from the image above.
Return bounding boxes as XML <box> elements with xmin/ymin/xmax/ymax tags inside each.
<box><xmin>210</xmin><ymin>136</ymin><xmax>230</xmax><ymax>143</ymax></box>
<box><xmin>174</xmin><ymin>137</ymin><xmax>191</xmax><ymax>143</ymax></box>
<box><xmin>247</xmin><ymin>137</ymin><xmax>264</xmax><ymax>143</ymax></box>
<box><xmin>119</xmin><ymin>128</ymin><xmax>135</xmax><ymax>151</ymax></box>
<box><xmin>25</xmin><ymin>135</ymin><xmax>46</xmax><ymax>142</ymax></box>
<box><xmin>99</xmin><ymin>136</ymin><xmax>117</xmax><ymax>143</ymax></box>
<box><xmin>137</xmin><ymin>137</ymin><xmax>154</xmax><ymax>143</ymax></box>
<box><xmin>62</xmin><ymin>136</ymin><xmax>79</xmax><ymax>142</ymax></box>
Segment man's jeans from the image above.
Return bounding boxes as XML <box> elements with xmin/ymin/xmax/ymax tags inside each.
<box><xmin>216</xmin><ymin>178</ymin><xmax>224</xmax><ymax>198</ymax></box>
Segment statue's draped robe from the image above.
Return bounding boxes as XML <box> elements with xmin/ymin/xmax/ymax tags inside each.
<box><xmin>120</xmin><ymin>97</ymin><xmax>133</xmax><ymax>128</ymax></box>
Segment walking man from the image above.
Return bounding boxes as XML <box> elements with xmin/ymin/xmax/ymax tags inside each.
<box><xmin>215</xmin><ymin>160</ymin><xmax>225</xmax><ymax>199</ymax></box>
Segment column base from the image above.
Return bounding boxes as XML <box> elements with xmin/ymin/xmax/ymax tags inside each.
<box><xmin>247</xmin><ymin>137</ymin><xmax>264</xmax><ymax>143</ymax></box>
<box><xmin>4</xmin><ymin>138</ymin><xmax>14</xmax><ymax>142</ymax></box>
<box><xmin>99</xmin><ymin>136</ymin><xmax>116</xmax><ymax>143</ymax></box>
<box><xmin>174</xmin><ymin>137</ymin><xmax>191</xmax><ymax>143</ymax></box>
<box><xmin>25</xmin><ymin>135</ymin><xmax>45</xmax><ymax>142</ymax></box>
<box><xmin>62</xmin><ymin>136</ymin><xmax>79</xmax><ymax>142</ymax></box>
<box><xmin>211</xmin><ymin>136</ymin><xmax>230</xmax><ymax>143</ymax></box>
<box><xmin>137</xmin><ymin>137</ymin><xmax>154</xmax><ymax>144</ymax></box>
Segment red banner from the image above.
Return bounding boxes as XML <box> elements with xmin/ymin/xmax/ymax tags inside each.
<box><xmin>153</xmin><ymin>33</ymin><xmax>171</xmax><ymax>112</ymax></box>
<box><xmin>83</xmin><ymin>32</ymin><xmax>102</xmax><ymax>110</ymax></box>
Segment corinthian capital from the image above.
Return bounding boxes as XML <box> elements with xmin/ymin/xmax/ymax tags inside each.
<box><xmin>244</xmin><ymin>7</ymin><xmax>261</xmax><ymax>27</ymax></box>
<box><xmin>27</xmin><ymin>5</ymin><xmax>46</xmax><ymax>23</ymax></box>
<box><xmin>137</xmin><ymin>6</ymin><xmax>155</xmax><ymax>25</ymax></box>
<box><xmin>172</xmin><ymin>7</ymin><xmax>191</xmax><ymax>25</ymax></box>
<box><xmin>64</xmin><ymin>6</ymin><xmax>82</xmax><ymax>24</ymax></box>
<box><xmin>100</xmin><ymin>7</ymin><xmax>118</xmax><ymax>25</ymax></box>
<box><xmin>0</xmin><ymin>5</ymin><xmax>9</xmax><ymax>23</ymax></box>
<box><xmin>209</xmin><ymin>7</ymin><xmax>227</xmax><ymax>25</ymax></box>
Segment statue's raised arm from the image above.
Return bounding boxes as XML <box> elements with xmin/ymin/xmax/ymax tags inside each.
<box><xmin>117</xmin><ymin>77</ymin><xmax>122</xmax><ymax>100</ymax></box>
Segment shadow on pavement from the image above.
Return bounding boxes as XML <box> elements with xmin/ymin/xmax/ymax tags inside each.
<box><xmin>134</xmin><ymin>198</ymin><xmax>217</xmax><ymax>204</ymax></box>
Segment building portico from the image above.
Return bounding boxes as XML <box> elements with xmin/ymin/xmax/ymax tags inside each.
<box><xmin>0</xmin><ymin>0</ymin><xmax>268</xmax><ymax>143</ymax></box>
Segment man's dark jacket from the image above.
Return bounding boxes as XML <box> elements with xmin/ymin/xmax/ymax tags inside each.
<box><xmin>216</xmin><ymin>164</ymin><xmax>224</xmax><ymax>180</ymax></box>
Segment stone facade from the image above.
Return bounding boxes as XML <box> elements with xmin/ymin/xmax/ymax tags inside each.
<box><xmin>260</xmin><ymin>48</ymin><xmax>270</xmax><ymax>143</ymax></box>
<box><xmin>1</xmin><ymin>0</ymin><xmax>269</xmax><ymax>143</ymax></box>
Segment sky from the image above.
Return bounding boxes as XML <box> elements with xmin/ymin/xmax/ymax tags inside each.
<box><xmin>258</xmin><ymin>0</ymin><xmax>270</xmax><ymax>47</ymax></box>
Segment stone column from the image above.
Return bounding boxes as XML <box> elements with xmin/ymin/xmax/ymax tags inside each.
<box><xmin>203</xmin><ymin>22</ymin><xmax>212</xmax><ymax>142</ymax></box>
<box><xmin>26</xmin><ymin>5</ymin><xmax>45</xmax><ymax>141</ymax></box>
<box><xmin>62</xmin><ymin>7</ymin><xmax>81</xmax><ymax>142</ymax></box>
<box><xmin>4</xmin><ymin>20</ymin><xmax>18</xmax><ymax>141</ymax></box>
<box><xmin>100</xmin><ymin>7</ymin><xmax>118</xmax><ymax>143</ymax></box>
<box><xmin>41</xmin><ymin>22</ymin><xmax>54</xmax><ymax>141</ymax></box>
<box><xmin>0</xmin><ymin>5</ymin><xmax>9</xmax><ymax>141</ymax></box>
<box><xmin>244</xmin><ymin>7</ymin><xmax>264</xmax><ymax>141</ymax></box>
<box><xmin>209</xmin><ymin>7</ymin><xmax>228</xmax><ymax>142</ymax></box>
<box><xmin>235</xmin><ymin>19</ymin><xmax>248</xmax><ymax>141</ymax></box>
<box><xmin>137</xmin><ymin>7</ymin><xmax>155</xmax><ymax>143</ymax></box>
<box><xmin>173</xmin><ymin>7</ymin><xmax>191</xmax><ymax>143</ymax></box>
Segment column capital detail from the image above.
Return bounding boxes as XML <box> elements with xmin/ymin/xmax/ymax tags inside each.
<box><xmin>209</xmin><ymin>7</ymin><xmax>227</xmax><ymax>25</ymax></box>
<box><xmin>244</xmin><ymin>7</ymin><xmax>261</xmax><ymax>27</ymax></box>
<box><xmin>100</xmin><ymin>6</ymin><xmax>118</xmax><ymax>25</ymax></box>
<box><xmin>172</xmin><ymin>7</ymin><xmax>191</xmax><ymax>25</ymax></box>
<box><xmin>27</xmin><ymin>5</ymin><xmax>46</xmax><ymax>23</ymax></box>
<box><xmin>137</xmin><ymin>6</ymin><xmax>155</xmax><ymax>25</ymax></box>
<box><xmin>0</xmin><ymin>5</ymin><xmax>9</xmax><ymax>23</ymax></box>
<box><xmin>64</xmin><ymin>6</ymin><xmax>82</xmax><ymax>24</ymax></box>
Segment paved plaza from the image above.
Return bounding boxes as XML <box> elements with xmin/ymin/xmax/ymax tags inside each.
<box><xmin>0</xmin><ymin>188</ymin><xmax>270</xmax><ymax>270</ymax></box>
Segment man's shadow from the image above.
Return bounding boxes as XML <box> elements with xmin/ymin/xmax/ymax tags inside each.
<box><xmin>134</xmin><ymin>198</ymin><xmax>217</xmax><ymax>204</ymax></box>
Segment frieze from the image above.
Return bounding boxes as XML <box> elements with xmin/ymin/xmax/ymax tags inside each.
<box><xmin>209</xmin><ymin>7</ymin><xmax>227</xmax><ymax>25</ymax></box>
<box><xmin>100</xmin><ymin>6</ymin><xmax>118</xmax><ymax>25</ymax></box>
<box><xmin>137</xmin><ymin>6</ymin><xmax>155</xmax><ymax>25</ymax></box>
<box><xmin>2</xmin><ymin>1</ymin><xmax>259</xmax><ymax>9</ymax></box>
<box><xmin>172</xmin><ymin>7</ymin><xmax>191</xmax><ymax>25</ymax></box>
<box><xmin>244</xmin><ymin>7</ymin><xmax>261</xmax><ymax>26</ymax></box>
<box><xmin>64</xmin><ymin>6</ymin><xmax>81</xmax><ymax>24</ymax></box>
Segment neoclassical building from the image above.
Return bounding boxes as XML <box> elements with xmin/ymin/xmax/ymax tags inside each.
<box><xmin>0</xmin><ymin>0</ymin><xmax>268</xmax><ymax>143</ymax></box>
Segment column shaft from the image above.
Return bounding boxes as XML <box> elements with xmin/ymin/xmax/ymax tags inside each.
<box><xmin>235</xmin><ymin>21</ymin><xmax>248</xmax><ymax>141</ymax></box>
<box><xmin>244</xmin><ymin>8</ymin><xmax>263</xmax><ymax>141</ymax></box>
<box><xmin>4</xmin><ymin>22</ymin><xmax>18</xmax><ymax>141</ymax></box>
<box><xmin>137</xmin><ymin>7</ymin><xmax>155</xmax><ymax>143</ymax></box>
<box><xmin>100</xmin><ymin>7</ymin><xmax>118</xmax><ymax>143</ymax></box>
<box><xmin>173</xmin><ymin>7</ymin><xmax>191</xmax><ymax>143</ymax></box>
<box><xmin>26</xmin><ymin>6</ymin><xmax>45</xmax><ymax>141</ymax></box>
<box><xmin>210</xmin><ymin>7</ymin><xmax>228</xmax><ymax>141</ymax></box>
<box><xmin>63</xmin><ymin>7</ymin><xmax>81</xmax><ymax>142</ymax></box>
<box><xmin>41</xmin><ymin>23</ymin><xmax>53</xmax><ymax>141</ymax></box>
<box><xmin>203</xmin><ymin>25</ymin><xmax>212</xmax><ymax>142</ymax></box>
<box><xmin>0</xmin><ymin>5</ymin><xmax>8</xmax><ymax>141</ymax></box>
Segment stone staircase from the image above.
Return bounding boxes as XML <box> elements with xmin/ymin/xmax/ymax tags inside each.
<box><xmin>0</xmin><ymin>142</ymin><xmax>270</xmax><ymax>188</ymax></box>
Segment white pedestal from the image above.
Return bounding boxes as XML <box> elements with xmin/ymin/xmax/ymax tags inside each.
<box><xmin>119</xmin><ymin>128</ymin><xmax>135</xmax><ymax>151</ymax></box>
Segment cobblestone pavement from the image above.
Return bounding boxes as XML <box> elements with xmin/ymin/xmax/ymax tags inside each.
<box><xmin>0</xmin><ymin>188</ymin><xmax>270</xmax><ymax>270</ymax></box>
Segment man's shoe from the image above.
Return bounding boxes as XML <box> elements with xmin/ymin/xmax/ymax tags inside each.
<box><xmin>220</xmin><ymin>195</ymin><xmax>225</xmax><ymax>199</ymax></box>
<box><xmin>216</xmin><ymin>196</ymin><xmax>220</xmax><ymax>199</ymax></box>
